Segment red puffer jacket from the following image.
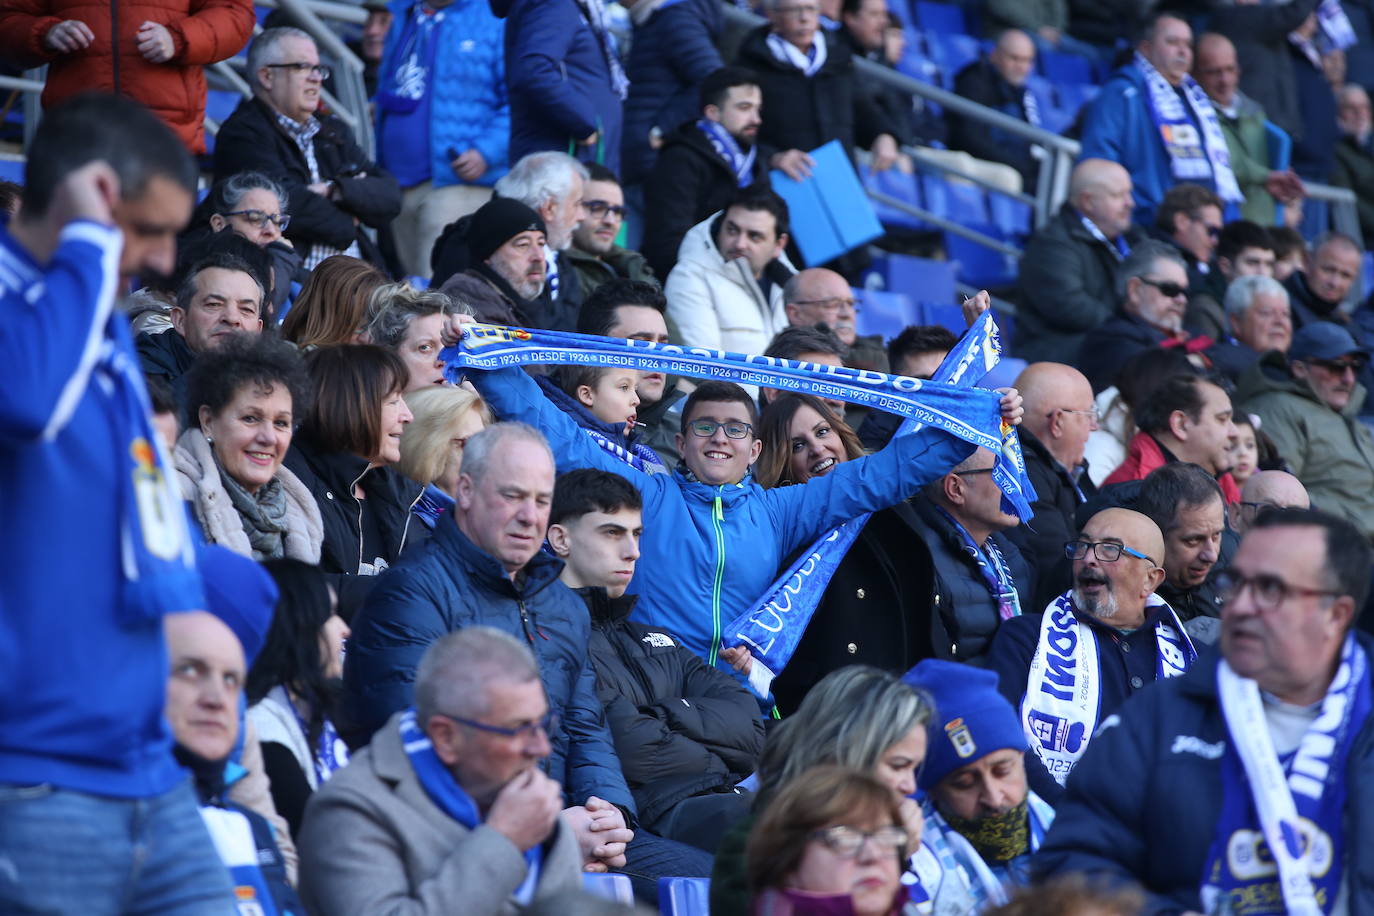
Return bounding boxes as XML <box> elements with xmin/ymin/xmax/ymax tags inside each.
<box><xmin>0</xmin><ymin>0</ymin><xmax>254</xmax><ymax>153</ymax></box>
<box><xmin>1103</xmin><ymin>430</ymin><xmax>1242</xmax><ymax>504</ymax></box>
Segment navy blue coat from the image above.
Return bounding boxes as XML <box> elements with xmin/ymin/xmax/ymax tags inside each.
<box><xmin>621</xmin><ymin>0</ymin><xmax>723</xmax><ymax>184</ymax></box>
<box><xmin>342</xmin><ymin>511</ymin><xmax>636</xmax><ymax>816</ymax></box>
<box><xmin>502</xmin><ymin>0</ymin><xmax>624</xmax><ymax>174</ymax></box>
<box><xmin>1035</xmin><ymin>638</ymin><xmax>1374</xmax><ymax>915</ymax></box>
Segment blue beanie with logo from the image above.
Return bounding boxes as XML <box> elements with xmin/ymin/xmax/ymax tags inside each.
<box><xmin>903</xmin><ymin>659</ymin><xmax>1027</xmax><ymax>791</ymax></box>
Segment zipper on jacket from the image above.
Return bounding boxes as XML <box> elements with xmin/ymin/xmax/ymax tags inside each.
<box><xmin>349</xmin><ymin>466</ymin><xmax>368</xmax><ymax>574</ymax></box>
<box><xmin>708</xmin><ymin>493</ymin><xmax>726</xmax><ymax>666</ymax></box>
<box><xmin>518</xmin><ymin>599</ymin><xmax>535</xmax><ymax>645</ymax></box>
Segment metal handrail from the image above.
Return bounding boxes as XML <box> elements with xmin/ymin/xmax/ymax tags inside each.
<box><xmin>255</xmin><ymin>0</ymin><xmax>367</xmax><ymax>25</ymax></box>
<box><xmin>1305</xmin><ymin>181</ymin><xmax>1364</xmax><ymax>248</ymax></box>
<box><xmin>866</xmin><ymin>189</ymin><xmax>1022</xmax><ymax>257</ymax></box>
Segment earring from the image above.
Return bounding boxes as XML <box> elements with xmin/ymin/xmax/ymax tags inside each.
<box><xmin>203</xmin><ymin>430</ymin><xmax>214</xmax><ymax>444</ymax></box>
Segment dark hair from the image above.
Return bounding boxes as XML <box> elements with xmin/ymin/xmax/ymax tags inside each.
<box><xmin>985</xmin><ymin>875</ymin><xmax>1144</xmax><ymax>916</ymax></box>
<box><xmin>841</xmin><ymin>0</ymin><xmax>873</xmax><ymax>14</ymax></box>
<box><xmin>1115</xmin><ymin>347</ymin><xmax>1198</xmax><ymax>408</ymax></box>
<box><xmin>1217</xmin><ymin>220</ymin><xmax>1274</xmax><ymax>263</ymax></box>
<box><xmin>1155</xmin><ymin>183</ymin><xmax>1224</xmax><ymax>234</ymax></box>
<box><xmin>764</xmin><ymin>324</ymin><xmax>847</xmax><ymax>362</ymax></box>
<box><xmin>1139</xmin><ymin>10</ymin><xmax>1188</xmax><ymax>43</ymax></box>
<box><xmin>300</xmin><ymin>345</ymin><xmax>409</xmax><ymax>459</ymax></box>
<box><xmin>1234</xmin><ymin>413</ymin><xmax>1285</xmax><ymax>472</ymax></box>
<box><xmin>558</xmin><ymin>364</ymin><xmax>614</xmax><ymax>400</ymax></box>
<box><xmin>182</xmin><ymin>332</ymin><xmax>314</xmax><ymax>430</ymax></box>
<box><xmin>248</xmin><ymin>559</ymin><xmax>341</xmax><ymax>751</ymax></box>
<box><xmin>681</xmin><ymin>380</ymin><xmax>759</xmax><ymax>433</ymax></box>
<box><xmin>1268</xmin><ymin>226</ymin><xmax>1307</xmax><ymax>262</ymax></box>
<box><xmin>1134</xmin><ymin>373</ymin><xmax>1212</xmax><ymax>434</ymax></box>
<box><xmin>585</xmin><ymin>163</ymin><xmax>619</xmax><ymax>185</ymax></box>
<box><xmin>145</xmin><ymin>375</ymin><xmax>178</xmax><ymax>417</ymax></box>
<box><xmin>755</xmin><ymin>393</ymin><xmax>865</xmax><ymax>488</ymax></box>
<box><xmin>0</xmin><ymin>179</ymin><xmax>21</xmax><ymax>215</ymax></box>
<box><xmin>1135</xmin><ymin>462</ymin><xmax>1224</xmax><ymax>531</ymax></box>
<box><xmin>700</xmin><ymin>65</ymin><xmax>761</xmax><ymax>112</ymax></box>
<box><xmin>282</xmin><ymin>256</ymin><xmax>388</xmax><ymax>348</ymax></box>
<box><xmin>888</xmin><ymin>325</ymin><xmax>958</xmax><ymax>375</ymax></box>
<box><xmin>1251</xmin><ymin>508</ymin><xmax>1373</xmax><ymax>612</ymax></box>
<box><xmin>577</xmin><ymin>279</ymin><xmax>667</xmax><ymax>337</ymax></box>
<box><xmin>175</xmin><ymin>249</ymin><xmax>266</xmax><ymax>320</ymax></box>
<box><xmin>21</xmin><ymin>93</ymin><xmax>196</xmax><ymax>219</ymax></box>
<box><xmin>550</xmin><ymin>468</ymin><xmax>643</xmax><ymax>527</ymax></box>
<box><xmin>725</xmin><ymin>186</ymin><xmax>790</xmax><ymax>240</ymax></box>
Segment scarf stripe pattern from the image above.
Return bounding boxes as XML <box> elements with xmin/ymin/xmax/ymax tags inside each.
<box><xmin>1134</xmin><ymin>51</ymin><xmax>1243</xmax><ymax>204</ymax></box>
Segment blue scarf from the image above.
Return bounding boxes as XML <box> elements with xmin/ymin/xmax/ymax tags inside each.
<box><xmin>375</xmin><ymin>4</ymin><xmax>443</xmax><ymax>115</ymax></box>
<box><xmin>697</xmin><ymin>118</ymin><xmax>757</xmax><ymax>188</ymax></box>
<box><xmin>413</xmin><ymin>483</ymin><xmax>455</xmax><ymax>530</ymax></box>
<box><xmin>1319</xmin><ymin>0</ymin><xmax>1357</xmax><ymax>51</ymax></box>
<box><xmin>1134</xmin><ymin>52</ymin><xmax>1243</xmax><ymax>203</ymax></box>
<box><xmin>1201</xmin><ymin>637</ymin><xmax>1371</xmax><ymax>916</ymax></box>
<box><xmin>575</xmin><ymin>0</ymin><xmax>629</xmax><ymax>100</ymax></box>
<box><xmin>932</xmin><ymin>504</ymin><xmax>1022</xmax><ymax>622</ymax></box>
<box><xmin>399</xmin><ymin>709</ymin><xmax>543</xmax><ymax>903</ymax></box>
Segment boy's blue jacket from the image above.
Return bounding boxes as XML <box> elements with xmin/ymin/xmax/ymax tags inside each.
<box><xmin>469</xmin><ymin>364</ymin><xmax>975</xmax><ymax>665</ymax></box>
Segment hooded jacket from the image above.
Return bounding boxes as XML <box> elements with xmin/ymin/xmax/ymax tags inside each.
<box><xmin>468</xmin><ymin>363</ymin><xmax>975</xmax><ymax>666</ymax></box>
<box><xmin>343</xmin><ymin>513</ymin><xmax>635</xmax><ymax>814</ymax></box>
<box><xmin>663</xmin><ymin>214</ymin><xmax>795</xmax><ymax>357</ymax></box>
<box><xmin>581</xmin><ymin>588</ymin><xmax>762</xmax><ymax>825</ymax></box>
<box><xmin>1237</xmin><ymin>349</ymin><xmax>1374</xmax><ymax>542</ymax></box>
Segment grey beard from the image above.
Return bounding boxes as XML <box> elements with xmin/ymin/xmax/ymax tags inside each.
<box><xmin>1073</xmin><ymin>583</ymin><xmax>1119</xmax><ymax>621</ymax></box>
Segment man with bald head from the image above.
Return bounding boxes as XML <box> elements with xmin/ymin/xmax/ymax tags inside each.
<box><xmin>1080</xmin><ymin>12</ymin><xmax>1242</xmax><ymax>228</ymax></box>
<box><xmin>1016</xmin><ymin>159</ymin><xmax>1147</xmax><ymax>363</ymax></box>
<box><xmin>989</xmin><ymin>507</ymin><xmax>1195</xmax><ymax>803</ymax></box>
<box><xmin>782</xmin><ymin>267</ymin><xmax>888</xmax><ymax>372</ymax></box>
<box><xmin>1231</xmin><ymin>469</ymin><xmax>1310</xmax><ymax>534</ymax></box>
<box><xmin>1008</xmin><ymin>362</ymin><xmax>1100</xmax><ymax>611</ymax></box>
<box><xmin>1194</xmin><ymin>32</ymin><xmax>1304</xmax><ymax>225</ymax></box>
<box><xmin>949</xmin><ymin>29</ymin><xmax>1041</xmax><ymax>188</ymax></box>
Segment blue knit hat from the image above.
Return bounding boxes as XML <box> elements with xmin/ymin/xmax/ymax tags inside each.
<box><xmin>903</xmin><ymin>659</ymin><xmax>1027</xmax><ymax>791</ymax></box>
<box><xmin>195</xmin><ymin>544</ymin><xmax>278</xmax><ymax>666</ymax></box>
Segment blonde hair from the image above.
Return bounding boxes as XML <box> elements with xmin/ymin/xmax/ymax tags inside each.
<box><xmin>396</xmin><ymin>386</ymin><xmax>491</xmax><ymax>486</ymax></box>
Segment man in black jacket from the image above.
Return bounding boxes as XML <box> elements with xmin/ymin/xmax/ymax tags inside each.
<box><xmin>641</xmin><ymin>67</ymin><xmax>777</xmax><ymax>279</ymax></box>
<box><xmin>549</xmin><ymin>469</ymin><xmax>761</xmax><ymax>854</ymax></box>
<box><xmin>213</xmin><ymin>28</ymin><xmax>400</xmax><ymax>271</ymax></box>
<box><xmin>949</xmin><ymin>29</ymin><xmax>1040</xmax><ymax>189</ymax></box>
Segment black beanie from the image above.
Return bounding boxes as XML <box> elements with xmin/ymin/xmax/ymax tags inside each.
<box><xmin>467</xmin><ymin>197</ymin><xmax>547</xmax><ymax>263</ymax></box>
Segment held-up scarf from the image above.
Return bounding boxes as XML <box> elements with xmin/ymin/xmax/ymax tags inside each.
<box><xmin>574</xmin><ymin>0</ymin><xmax>629</xmax><ymax>100</ymax></box>
<box><xmin>220</xmin><ymin>467</ymin><xmax>289</xmax><ymax>561</ymax></box>
<box><xmin>400</xmin><ymin>709</ymin><xmax>543</xmax><ymax>903</ymax></box>
<box><xmin>697</xmin><ymin>118</ymin><xmax>757</xmax><ymax>188</ymax></box>
<box><xmin>932</xmin><ymin>504</ymin><xmax>1022</xmax><ymax>622</ymax></box>
<box><xmin>1319</xmin><ymin>0</ymin><xmax>1357</xmax><ymax>51</ymax></box>
<box><xmin>1022</xmin><ymin>591</ymin><xmax>1195</xmax><ymax>785</ymax></box>
<box><xmin>1134</xmin><ymin>51</ymin><xmax>1243</xmax><ymax>204</ymax></box>
<box><xmin>1200</xmin><ymin>637</ymin><xmax>1372</xmax><ymax>916</ymax></box>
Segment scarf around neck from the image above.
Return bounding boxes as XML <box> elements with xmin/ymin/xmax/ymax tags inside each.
<box><xmin>932</xmin><ymin>504</ymin><xmax>1022</xmax><ymax>622</ymax></box>
<box><xmin>697</xmin><ymin>118</ymin><xmax>757</xmax><ymax>188</ymax></box>
<box><xmin>1133</xmin><ymin>51</ymin><xmax>1242</xmax><ymax>204</ymax></box>
<box><xmin>219</xmin><ymin>463</ymin><xmax>289</xmax><ymax>561</ymax></box>
<box><xmin>767</xmin><ymin>31</ymin><xmax>828</xmax><ymax>76</ymax></box>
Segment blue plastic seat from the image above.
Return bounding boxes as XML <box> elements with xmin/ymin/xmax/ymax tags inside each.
<box><xmin>854</xmin><ymin>286</ymin><xmax>917</xmax><ymax>340</ymax></box>
<box><xmin>860</xmin><ymin>163</ymin><xmax>926</xmax><ymax>232</ymax></box>
<box><xmin>872</xmin><ymin>254</ymin><xmax>957</xmax><ymax>306</ymax></box>
<box><xmin>988</xmin><ymin>194</ymin><xmax>1032</xmax><ymax>240</ymax></box>
<box><xmin>914</xmin><ymin>1</ymin><xmax>967</xmax><ymax>36</ymax></box>
<box><xmin>922</xmin><ymin>173</ymin><xmax>989</xmax><ymax>225</ymax></box>
<box><xmin>658</xmin><ymin>877</ymin><xmax>710</xmax><ymax>916</ymax></box>
<box><xmin>0</xmin><ymin>158</ymin><xmax>23</xmax><ymax>184</ymax></box>
<box><xmin>583</xmin><ymin>873</ymin><xmax>634</xmax><ymax>904</ymax></box>
<box><xmin>1039</xmin><ymin>48</ymin><xmax>1094</xmax><ymax>85</ymax></box>
<box><xmin>946</xmin><ymin>224</ymin><xmax>1019</xmax><ymax>288</ymax></box>
<box><xmin>926</xmin><ymin>32</ymin><xmax>980</xmax><ymax>85</ymax></box>
<box><xmin>916</xmin><ymin>300</ymin><xmax>967</xmax><ymax>333</ymax></box>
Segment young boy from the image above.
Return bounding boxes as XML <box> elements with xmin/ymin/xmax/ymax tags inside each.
<box><xmin>536</xmin><ymin>365</ymin><xmax>667</xmax><ymax>474</ymax></box>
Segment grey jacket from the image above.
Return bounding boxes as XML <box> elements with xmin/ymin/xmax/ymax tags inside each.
<box><xmin>297</xmin><ymin>711</ymin><xmax>585</xmax><ymax>915</ymax></box>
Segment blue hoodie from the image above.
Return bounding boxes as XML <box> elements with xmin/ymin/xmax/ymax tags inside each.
<box><xmin>0</xmin><ymin>220</ymin><xmax>200</xmax><ymax>798</ymax></box>
<box><xmin>469</xmin><ymin>365</ymin><xmax>974</xmax><ymax>665</ymax></box>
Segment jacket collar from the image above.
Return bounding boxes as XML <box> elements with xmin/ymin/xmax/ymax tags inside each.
<box><xmin>576</xmin><ymin>586</ymin><xmax>639</xmax><ymax>624</ymax></box>
<box><xmin>638</xmin><ymin>381</ymin><xmax>686</xmax><ymax>428</ymax></box>
<box><xmin>431</xmin><ymin>511</ymin><xmax>566</xmax><ymax>598</ymax></box>
<box><xmin>535</xmin><ymin>373</ymin><xmax>638</xmax><ymax>443</ymax></box>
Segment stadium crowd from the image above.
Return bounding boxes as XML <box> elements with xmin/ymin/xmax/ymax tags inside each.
<box><xmin>6</xmin><ymin>0</ymin><xmax>1374</xmax><ymax>914</ymax></box>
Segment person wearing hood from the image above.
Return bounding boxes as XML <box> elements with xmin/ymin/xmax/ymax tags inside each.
<box><xmin>549</xmin><ymin>469</ymin><xmax>761</xmax><ymax>853</ymax></box>
<box><xmin>1237</xmin><ymin>322</ymin><xmax>1374</xmax><ymax>543</ymax></box>
<box><xmin>541</xmin><ymin>362</ymin><xmax>667</xmax><ymax>475</ymax></box>
<box><xmin>664</xmin><ymin>186</ymin><xmax>796</xmax><ymax>360</ymax></box>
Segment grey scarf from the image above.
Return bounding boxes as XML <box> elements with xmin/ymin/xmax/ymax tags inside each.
<box><xmin>219</xmin><ymin>465</ymin><xmax>289</xmax><ymax>560</ymax></box>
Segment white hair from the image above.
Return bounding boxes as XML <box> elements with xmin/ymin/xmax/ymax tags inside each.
<box><xmin>494</xmin><ymin>152</ymin><xmax>588</xmax><ymax>211</ymax></box>
<box><xmin>1224</xmin><ymin>274</ymin><xmax>1289</xmax><ymax>320</ymax></box>
<box><xmin>247</xmin><ymin>27</ymin><xmax>315</xmax><ymax>91</ymax></box>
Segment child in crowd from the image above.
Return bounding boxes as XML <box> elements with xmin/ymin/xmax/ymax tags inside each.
<box><xmin>537</xmin><ymin>366</ymin><xmax>667</xmax><ymax>474</ymax></box>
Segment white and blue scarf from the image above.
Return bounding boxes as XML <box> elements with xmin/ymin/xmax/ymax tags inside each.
<box><xmin>697</xmin><ymin>118</ymin><xmax>757</xmax><ymax>188</ymax></box>
<box><xmin>1200</xmin><ymin>636</ymin><xmax>1371</xmax><ymax>916</ymax></box>
<box><xmin>586</xmin><ymin>428</ymin><xmax>668</xmax><ymax>475</ymax></box>
<box><xmin>576</xmin><ymin>0</ymin><xmax>629</xmax><ymax>100</ymax></box>
<box><xmin>1022</xmin><ymin>591</ymin><xmax>1195</xmax><ymax>785</ymax></box>
<box><xmin>375</xmin><ymin>4</ymin><xmax>443</xmax><ymax>114</ymax></box>
<box><xmin>1134</xmin><ymin>51</ymin><xmax>1243</xmax><ymax>204</ymax></box>
<box><xmin>767</xmin><ymin>31</ymin><xmax>828</xmax><ymax>77</ymax></box>
<box><xmin>933</xmin><ymin>504</ymin><xmax>1022</xmax><ymax>622</ymax></box>
<box><xmin>400</xmin><ymin>709</ymin><xmax>543</xmax><ymax>903</ymax></box>
<box><xmin>1319</xmin><ymin>0</ymin><xmax>1357</xmax><ymax>51</ymax></box>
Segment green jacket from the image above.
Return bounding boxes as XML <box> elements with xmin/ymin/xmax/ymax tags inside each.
<box><xmin>565</xmin><ymin>243</ymin><xmax>658</xmax><ymax>301</ymax></box>
<box><xmin>1237</xmin><ymin>349</ymin><xmax>1374</xmax><ymax>542</ymax></box>
<box><xmin>1331</xmin><ymin>134</ymin><xmax>1374</xmax><ymax>244</ymax></box>
<box><xmin>982</xmin><ymin>0</ymin><xmax>1065</xmax><ymax>35</ymax></box>
<box><xmin>1216</xmin><ymin>91</ymin><xmax>1278</xmax><ymax>226</ymax></box>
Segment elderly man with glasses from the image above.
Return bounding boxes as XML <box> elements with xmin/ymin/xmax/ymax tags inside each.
<box><xmin>1239</xmin><ymin>322</ymin><xmax>1374</xmax><ymax>544</ymax></box>
<box><xmin>783</xmin><ymin>267</ymin><xmax>890</xmax><ymax>374</ymax></box>
<box><xmin>989</xmin><ymin>507</ymin><xmax>1196</xmax><ymax>805</ymax></box>
<box><xmin>213</xmin><ymin>26</ymin><xmax>400</xmax><ymax>271</ymax></box>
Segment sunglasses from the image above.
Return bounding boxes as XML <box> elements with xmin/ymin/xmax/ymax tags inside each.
<box><xmin>1140</xmin><ymin>277</ymin><xmax>1189</xmax><ymax>298</ymax></box>
<box><xmin>1309</xmin><ymin>356</ymin><xmax>1367</xmax><ymax>374</ymax></box>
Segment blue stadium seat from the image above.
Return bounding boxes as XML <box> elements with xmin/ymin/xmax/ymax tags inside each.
<box><xmin>658</xmin><ymin>877</ymin><xmax>710</xmax><ymax>916</ymax></box>
<box><xmin>914</xmin><ymin>1</ymin><xmax>967</xmax><ymax>36</ymax></box>
<box><xmin>583</xmin><ymin>873</ymin><xmax>634</xmax><ymax>904</ymax></box>
<box><xmin>1055</xmin><ymin>82</ymin><xmax>1100</xmax><ymax>120</ymax></box>
<box><xmin>988</xmin><ymin>194</ymin><xmax>1032</xmax><ymax>240</ymax></box>
<box><xmin>1039</xmin><ymin>48</ymin><xmax>1094</xmax><ymax>85</ymax></box>
<box><xmin>916</xmin><ymin>300</ymin><xmax>966</xmax><ymax>333</ymax></box>
<box><xmin>859</xmin><ymin>163</ymin><xmax>926</xmax><ymax>232</ymax></box>
<box><xmin>945</xmin><ymin>226</ymin><xmax>1019</xmax><ymax>288</ymax></box>
<box><xmin>1265</xmin><ymin>120</ymin><xmax>1292</xmax><ymax>225</ymax></box>
<box><xmin>868</xmin><ymin>253</ymin><xmax>957</xmax><ymax>305</ymax></box>
<box><xmin>853</xmin><ymin>286</ymin><xmax>917</xmax><ymax>340</ymax></box>
<box><xmin>981</xmin><ymin>354</ymin><xmax>1027</xmax><ymax>389</ymax></box>
<box><xmin>922</xmin><ymin>173</ymin><xmax>989</xmax><ymax>225</ymax></box>
<box><xmin>0</xmin><ymin>158</ymin><xmax>23</xmax><ymax>184</ymax></box>
<box><xmin>926</xmin><ymin>32</ymin><xmax>980</xmax><ymax>86</ymax></box>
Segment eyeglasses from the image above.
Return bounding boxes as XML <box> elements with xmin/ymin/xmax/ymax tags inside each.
<box><xmin>811</xmin><ymin>825</ymin><xmax>909</xmax><ymax>858</ymax></box>
<box><xmin>688</xmin><ymin>419</ymin><xmax>753</xmax><ymax>439</ymax></box>
<box><xmin>774</xmin><ymin>3</ymin><xmax>819</xmax><ymax>17</ymax></box>
<box><xmin>1215</xmin><ymin>569</ymin><xmax>1342</xmax><ymax>610</ymax></box>
<box><xmin>266</xmin><ymin>61</ymin><xmax>331</xmax><ymax>79</ymax></box>
<box><xmin>1190</xmin><ymin>215</ymin><xmax>1222</xmax><ymax>239</ymax></box>
<box><xmin>1308</xmin><ymin>356</ymin><xmax>1367</xmax><ymax>375</ymax></box>
<box><xmin>441</xmin><ymin>710</ymin><xmax>559</xmax><ymax>740</ymax></box>
<box><xmin>955</xmin><ymin>466</ymin><xmax>996</xmax><ymax>478</ymax></box>
<box><xmin>221</xmin><ymin>209</ymin><xmax>291</xmax><ymax>230</ymax></box>
<box><xmin>1065</xmin><ymin>539</ymin><xmax>1156</xmax><ymax>567</ymax></box>
<box><xmin>790</xmin><ymin>296</ymin><xmax>859</xmax><ymax>314</ymax></box>
<box><xmin>1050</xmin><ymin>406</ymin><xmax>1100</xmax><ymax>422</ymax></box>
<box><xmin>1140</xmin><ymin>277</ymin><xmax>1189</xmax><ymax>298</ymax></box>
<box><xmin>584</xmin><ymin>199</ymin><xmax>626</xmax><ymax>219</ymax></box>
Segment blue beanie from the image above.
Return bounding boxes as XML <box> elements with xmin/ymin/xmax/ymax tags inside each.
<box><xmin>195</xmin><ymin>544</ymin><xmax>278</xmax><ymax>666</ymax></box>
<box><xmin>903</xmin><ymin>659</ymin><xmax>1027</xmax><ymax>791</ymax></box>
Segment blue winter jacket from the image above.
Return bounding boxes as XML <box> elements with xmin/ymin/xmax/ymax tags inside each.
<box><xmin>0</xmin><ymin>220</ymin><xmax>198</xmax><ymax>798</ymax></box>
<box><xmin>469</xmin><ymin>365</ymin><xmax>975</xmax><ymax>666</ymax></box>
<box><xmin>377</xmin><ymin>0</ymin><xmax>510</xmax><ymax>189</ymax></box>
<box><xmin>503</xmin><ymin>0</ymin><xmax>624</xmax><ymax>174</ymax></box>
<box><xmin>620</xmin><ymin>0</ymin><xmax>722</xmax><ymax>184</ymax></box>
<box><xmin>1035</xmin><ymin>638</ymin><xmax>1374</xmax><ymax>914</ymax></box>
<box><xmin>343</xmin><ymin>511</ymin><xmax>635</xmax><ymax>816</ymax></box>
<box><xmin>1078</xmin><ymin>62</ymin><xmax>1220</xmax><ymax>229</ymax></box>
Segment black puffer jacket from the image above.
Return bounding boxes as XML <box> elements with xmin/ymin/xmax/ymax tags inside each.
<box><xmin>581</xmin><ymin>588</ymin><xmax>763</xmax><ymax>825</ymax></box>
<box><xmin>734</xmin><ymin>24</ymin><xmax>861</xmax><ymax>158</ymax></box>
<box><xmin>1005</xmin><ymin>429</ymin><xmax>1097</xmax><ymax>615</ymax></box>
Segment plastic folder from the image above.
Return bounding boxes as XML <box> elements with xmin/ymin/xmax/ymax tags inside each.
<box><xmin>769</xmin><ymin>139</ymin><xmax>884</xmax><ymax>265</ymax></box>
